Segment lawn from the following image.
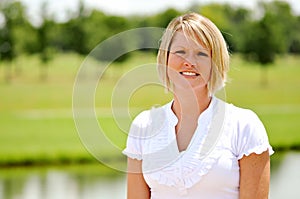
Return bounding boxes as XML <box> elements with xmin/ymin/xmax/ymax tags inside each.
<box><xmin>0</xmin><ymin>52</ymin><xmax>299</xmax><ymax>166</ymax></box>
<box><xmin>226</xmin><ymin>54</ymin><xmax>300</xmax><ymax>149</ymax></box>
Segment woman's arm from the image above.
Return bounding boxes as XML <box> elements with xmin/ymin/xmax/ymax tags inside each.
<box><xmin>239</xmin><ymin>150</ymin><xmax>270</xmax><ymax>199</ymax></box>
<box><xmin>127</xmin><ymin>157</ymin><xmax>150</xmax><ymax>199</ymax></box>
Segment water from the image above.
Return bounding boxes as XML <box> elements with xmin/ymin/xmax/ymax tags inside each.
<box><xmin>270</xmin><ymin>152</ymin><xmax>300</xmax><ymax>199</ymax></box>
<box><xmin>0</xmin><ymin>165</ymin><xmax>127</xmax><ymax>199</ymax></box>
<box><xmin>0</xmin><ymin>152</ymin><xmax>299</xmax><ymax>199</ymax></box>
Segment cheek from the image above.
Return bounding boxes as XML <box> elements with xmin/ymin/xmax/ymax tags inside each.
<box><xmin>198</xmin><ymin>59</ymin><xmax>212</xmax><ymax>82</ymax></box>
<box><xmin>167</xmin><ymin>54</ymin><xmax>183</xmax><ymax>70</ymax></box>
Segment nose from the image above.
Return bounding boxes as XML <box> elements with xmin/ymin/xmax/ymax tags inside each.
<box><xmin>183</xmin><ymin>50</ymin><xmax>198</xmax><ymax>66</ymax></box>
<box><xmin>184</xmin><ymin>61</ymin><xmax>194</xmax><ymax>68</ymax></box>
<box><xmin>183</xmin><ymin>55</ymin><xmax>196</xmax><ymax>67</ymax></box>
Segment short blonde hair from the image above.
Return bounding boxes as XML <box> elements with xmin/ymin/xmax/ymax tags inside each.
<box><xmin>157</xmin><ymin>12</ymin><xmax>230</xmax><ymax>95</ymax></box>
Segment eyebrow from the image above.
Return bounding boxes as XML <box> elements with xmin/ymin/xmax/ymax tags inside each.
<box><xmin>170</xmin><ymin>45</ymin><xmax>209</xmax><ymax>51</ymax></box>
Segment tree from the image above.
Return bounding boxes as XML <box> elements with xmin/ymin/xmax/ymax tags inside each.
<box><xmin>0</xmin><ymin>2</ymin><xmax>15</xmax><ymax>82</ymax></box>
<box><xmin>262</xmin><ymin>1</ymin><xmax>296</xmax><ymax>54</ymax></box>
<box><xmin>87</xmin><ymin>12</ymin><xmax>132</xmax><ymax>62</ymax></box>
<box><xmin>224</xmin><ymin>6</ymin><xmax>251</xmax><ymax>52</ymax></box>
<box><xmin>83</xmin><ymin>10</ymin><xmax>107</xmax><ymax>52</ymax></box>
<box><xmin>150</xmin><ymin>8</ymin><xmax>182</xmax><ymax>28</ymax></box>
<box><xmin>37</xmin><ymin>2</ymin><xmax>52</xmax><ymax>81</ymax></box>
<box><xmin>240</xmin><ymin>1</ymin><xmax>291</xmax><ymax>86</ymax></box>
<box><xmin>191</xmin><ymin>3</ymin><xmax>245</xmax><ymax>52</ymax></box>
<box><xmin>59</xmin><ymin>0</ymin><xmax>89</xmax><ymax>54</ymax></box>
<box><xmin>289</xmin><ymin>16</ymin><xmax>300</xmax><ymax>53</ymax></box>
<box><xmin>241</xmin><ymin>19</ymin><xmax>276</xmax><ymax>86</ymax></box>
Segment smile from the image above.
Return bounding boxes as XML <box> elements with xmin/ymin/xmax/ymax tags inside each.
<box><xmin>179</xmin><ymin>71</ymin><xmax>200</xmax><ymax>77</ymax></box>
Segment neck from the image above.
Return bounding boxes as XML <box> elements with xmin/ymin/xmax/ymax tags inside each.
<box><xmin>172</xmin><ymin>87</ymin><xmax>212</xmax><ymax>120</ymax></box>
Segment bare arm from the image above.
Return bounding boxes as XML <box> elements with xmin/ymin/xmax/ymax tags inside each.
<box><xmin>239</xmin><ymin>150</ymin><xmax>270</xmax><ymax>199</ymax></box>
<box><xmin>127</xmin><ymin>157</ymin><xmax>150</xmax><ymax>199</ymax></box>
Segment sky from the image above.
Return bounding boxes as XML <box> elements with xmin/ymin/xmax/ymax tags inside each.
<box><xmin>19</xmin><ymin>0</ymin><xmax>300</xmax><ymax>24</ymax></box>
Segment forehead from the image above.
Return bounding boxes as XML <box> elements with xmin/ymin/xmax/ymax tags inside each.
<box><xmin>170</xmin><ymin>30</ymin><xmax>207</xmax><ymax>50</ymax></box>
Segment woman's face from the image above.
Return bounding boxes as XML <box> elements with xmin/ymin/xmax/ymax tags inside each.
<box><xmin>167</xmin><ymin>31</ymin><xmax>212</xmax><ymax>91</ymax></box>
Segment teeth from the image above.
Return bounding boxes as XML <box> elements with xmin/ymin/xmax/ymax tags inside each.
<box><xmin>181</xmin><ymin>71</ymin><xmax>198</xmax><ymax>76</ymax></box>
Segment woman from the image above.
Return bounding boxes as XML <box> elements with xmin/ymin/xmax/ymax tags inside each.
<box><xmin>123</xmin><ymin>12</ymin><xmax>273</xmax><ymax>199</ymax></box>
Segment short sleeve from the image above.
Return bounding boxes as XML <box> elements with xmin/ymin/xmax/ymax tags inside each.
<box><xmin>122</xmin><ymin>110</ymin><xmax>151</xmax><ymax>160</ymax></box>
<box><xmin>235</xmin><ymin>109</ymin><xmax>274</xmax><ymax>160</ymax></box>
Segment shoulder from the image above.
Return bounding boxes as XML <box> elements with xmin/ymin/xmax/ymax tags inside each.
<box><xmin>225</xmin><ymin>103</ymin><xmax>268</xmax><ymax>147</ymax></box>
<box><xmin>227</xmin><ymin>103</ymin><xmax>268</xmax><ymax>143</ymax></box>
<box><xmin>131</xmin><ymin>109</ymin><xmax>152</xmax><ymax>128</ymax></box>
<box><xmin>227</xmin><ymin>103</ymin><xmax>264</xmax><ymax>128</ymax></box>
<box><xmin>213</xmin><ymin>99</ymin><xmax>262</xmax><ymax>130</ymax></box>
<box><xmin>129</xmin><ymin>102</ymin><xmax>169</xmax><ymax>137</ymax></box>
<box><xmin>131</xmin><ymin>103</ymin><xmax>168</xmax><ymax>126</ymax></box>
<box><xmin>225</xmin><ymin>103</ymin><xmax>273</xmax><ymax>159</ymax></box>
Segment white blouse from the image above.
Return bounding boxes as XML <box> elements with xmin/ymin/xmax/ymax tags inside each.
<box><xmin>123</xmin><ymin>97</ymin><xmax>274</xmax><ymax>199</ymax></box>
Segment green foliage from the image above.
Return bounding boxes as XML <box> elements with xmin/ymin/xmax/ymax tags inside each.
<box><xmin>0</xmin><ymin>1</ymin><xmax>17</xmax><ymax>61</ymax></box>
<box><xmin>0</xmin><ymin>1</ymin><xmax>39</xmax><ymax>57</ymax></box>
<box><xmin>1</xmin><ymin>0</ymin><xmax>300</xmax><ymax>65</ymax></box>
<box><xmin>58</xmin><ymin>1</ymin><xmax>89</xmax><ymax>55</ymax></box>
<box><xmin>16</xmin><ymin>23</ymin><xmax>38</xmax><ymax>54</ymax></box>
<box><xmin>191</xmin><ymin>3</ymin><xmax>251</xmax><ymax>52</ymax></box>
<box><xmin>289</xmin><ymin>16</ymin><xmax>300</xmax><ymax>53</ymax></box>
<box><xmin>263</xmin><ymin>1</ymin><xmax>296</xmax><ymax>53</ymax></box>
<box><xmin>240</xmin><ymin>1</ymin><xmax>294</xmax><ymax>66</ymax></box>
<box><xmin>60</xmin><ymin>18</ymin><xmax>88</xmax><ymax>54</ymax></box>
<box><xmin>92</xmin><ymin>35</ymin><xmax>130</xmax><ymax>62</ymax></box>
<box><xmin>150</xmin><ymin>8</ymin><xmax>182</xmax><ymax>28</ymax></box>
<box><xmin>223</xmin><ymin>7</ymin><xmax>251</xmax><ymax>52</ymax></box>
<box><xmin>198</xmin><ymin>4</ymin><xmax>231</xmax><ymax>31</ymax></box>
<box><xmin>241</xmin><ymin>18</ymin><xmax>275</xmax><ymax>65</ymax></box>
<box><xmin>82</xmin><ymin>10</ymin><xmax>108</xmax><ymax>51</ymax></box>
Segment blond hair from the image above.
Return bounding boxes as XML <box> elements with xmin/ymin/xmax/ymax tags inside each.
<box><xmin>157</xmin><ymin>12</ymin><xmax>230</xmax><ymax>95</ymax></box>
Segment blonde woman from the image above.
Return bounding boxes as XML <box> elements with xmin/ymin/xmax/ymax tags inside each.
<box><xmin>123</xmin><ymin>12</ymin><xmax>273</xmax><ymax>199</ymax></box>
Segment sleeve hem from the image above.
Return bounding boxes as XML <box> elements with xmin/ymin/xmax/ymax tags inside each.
<box><xmin>122</xmin><ymin>150</ymin><xmax>143</xmax><ymax>160</ymax></box>
<box><xmin>237</xmin><ymin>145</ymin><xmax>274</xmax><ymax>160</ymax></box>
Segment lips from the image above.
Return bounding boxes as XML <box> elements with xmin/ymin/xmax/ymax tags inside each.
<box><xmin>179</xmin><ymin>71</ymin><xmax>200</xmax><ymax>77</ymax></box>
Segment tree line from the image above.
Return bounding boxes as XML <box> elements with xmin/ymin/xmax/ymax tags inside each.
<box><xmin>0</xmin><ymin>0</ymin><xmax>300</xmax><ymax>78</ymax></box>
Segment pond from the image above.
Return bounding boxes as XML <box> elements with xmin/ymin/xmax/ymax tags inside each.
<box><xmin>0</xmin><ymin>152</ymin><xmax>299</xmax><ymax>199</ymax></box>
<box><xmin>0</xmin><ymin>164</ymin><xmax>127</xmax><ymax>199</ymax></box>
<box><xmin>270</xmin><ymin>151</ymin><xmax>300</xmax><ymax>199</ymax></box>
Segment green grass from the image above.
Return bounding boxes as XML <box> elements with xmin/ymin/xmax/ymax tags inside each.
<box><xmin>0</xmin><ymin>52</ymin><xmax>299</xmax><ymax>166</ymax></box>
<box><xmin>0</xmin><ymin>53</ymin><xmax>91</xmax><ymax>166</ymax></box>
<box><xmin>227</xmin><ymin>54</ymin><xmax>300</xmax><ymax>149</ymax></box>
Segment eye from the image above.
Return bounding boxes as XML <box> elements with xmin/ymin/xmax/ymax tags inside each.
<box><xmin>174</xmin><ymin>50</ymin><xmax>185</xmax><ymax>54</ymax></box>
<box><xmin>197</xmin><ymin>51</ymin><xmax>208</xmax><ymax>57</ymax></box>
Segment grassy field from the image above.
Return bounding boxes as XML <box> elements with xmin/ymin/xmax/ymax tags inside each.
<box><xmin>0</xmin><ymin>52</ymin><xmax>299</xmax><ymax>166</ymax></box>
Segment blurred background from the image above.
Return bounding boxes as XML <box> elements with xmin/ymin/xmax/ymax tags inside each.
<box><xmin>0</xmin><ymin>0</ymin><xmax>300</xmax><ymax>198</ymax></box>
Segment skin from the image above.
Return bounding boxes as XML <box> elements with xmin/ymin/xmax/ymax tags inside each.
<box><xmin>126</xmin><ymin>30</ymin><xmax>270</xmax><ymax>199</ymax></box>
<box><xmin>127</xmin><ymin>158</ymin><xmax>150</xmax><ymax>199</ymax></box>
<box><xmin>167</xmin><ymin>31</ymin><xmax>212</xmax><ymax>152</ymax></box>
<box><xmin>239</xmin><ymin>151</ymin><xmax>271</xmax><ymax>199</ymax></box>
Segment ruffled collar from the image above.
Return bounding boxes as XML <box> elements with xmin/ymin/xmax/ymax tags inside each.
<box><xmin>165</xmin><ymin>96</ymin><xmax>217</xmax><ymax>127</ymax></box>
<box><xmin>143</xmin><ymin>97</ymin><xmax>228</xmax><ymax>188</ymax></box>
